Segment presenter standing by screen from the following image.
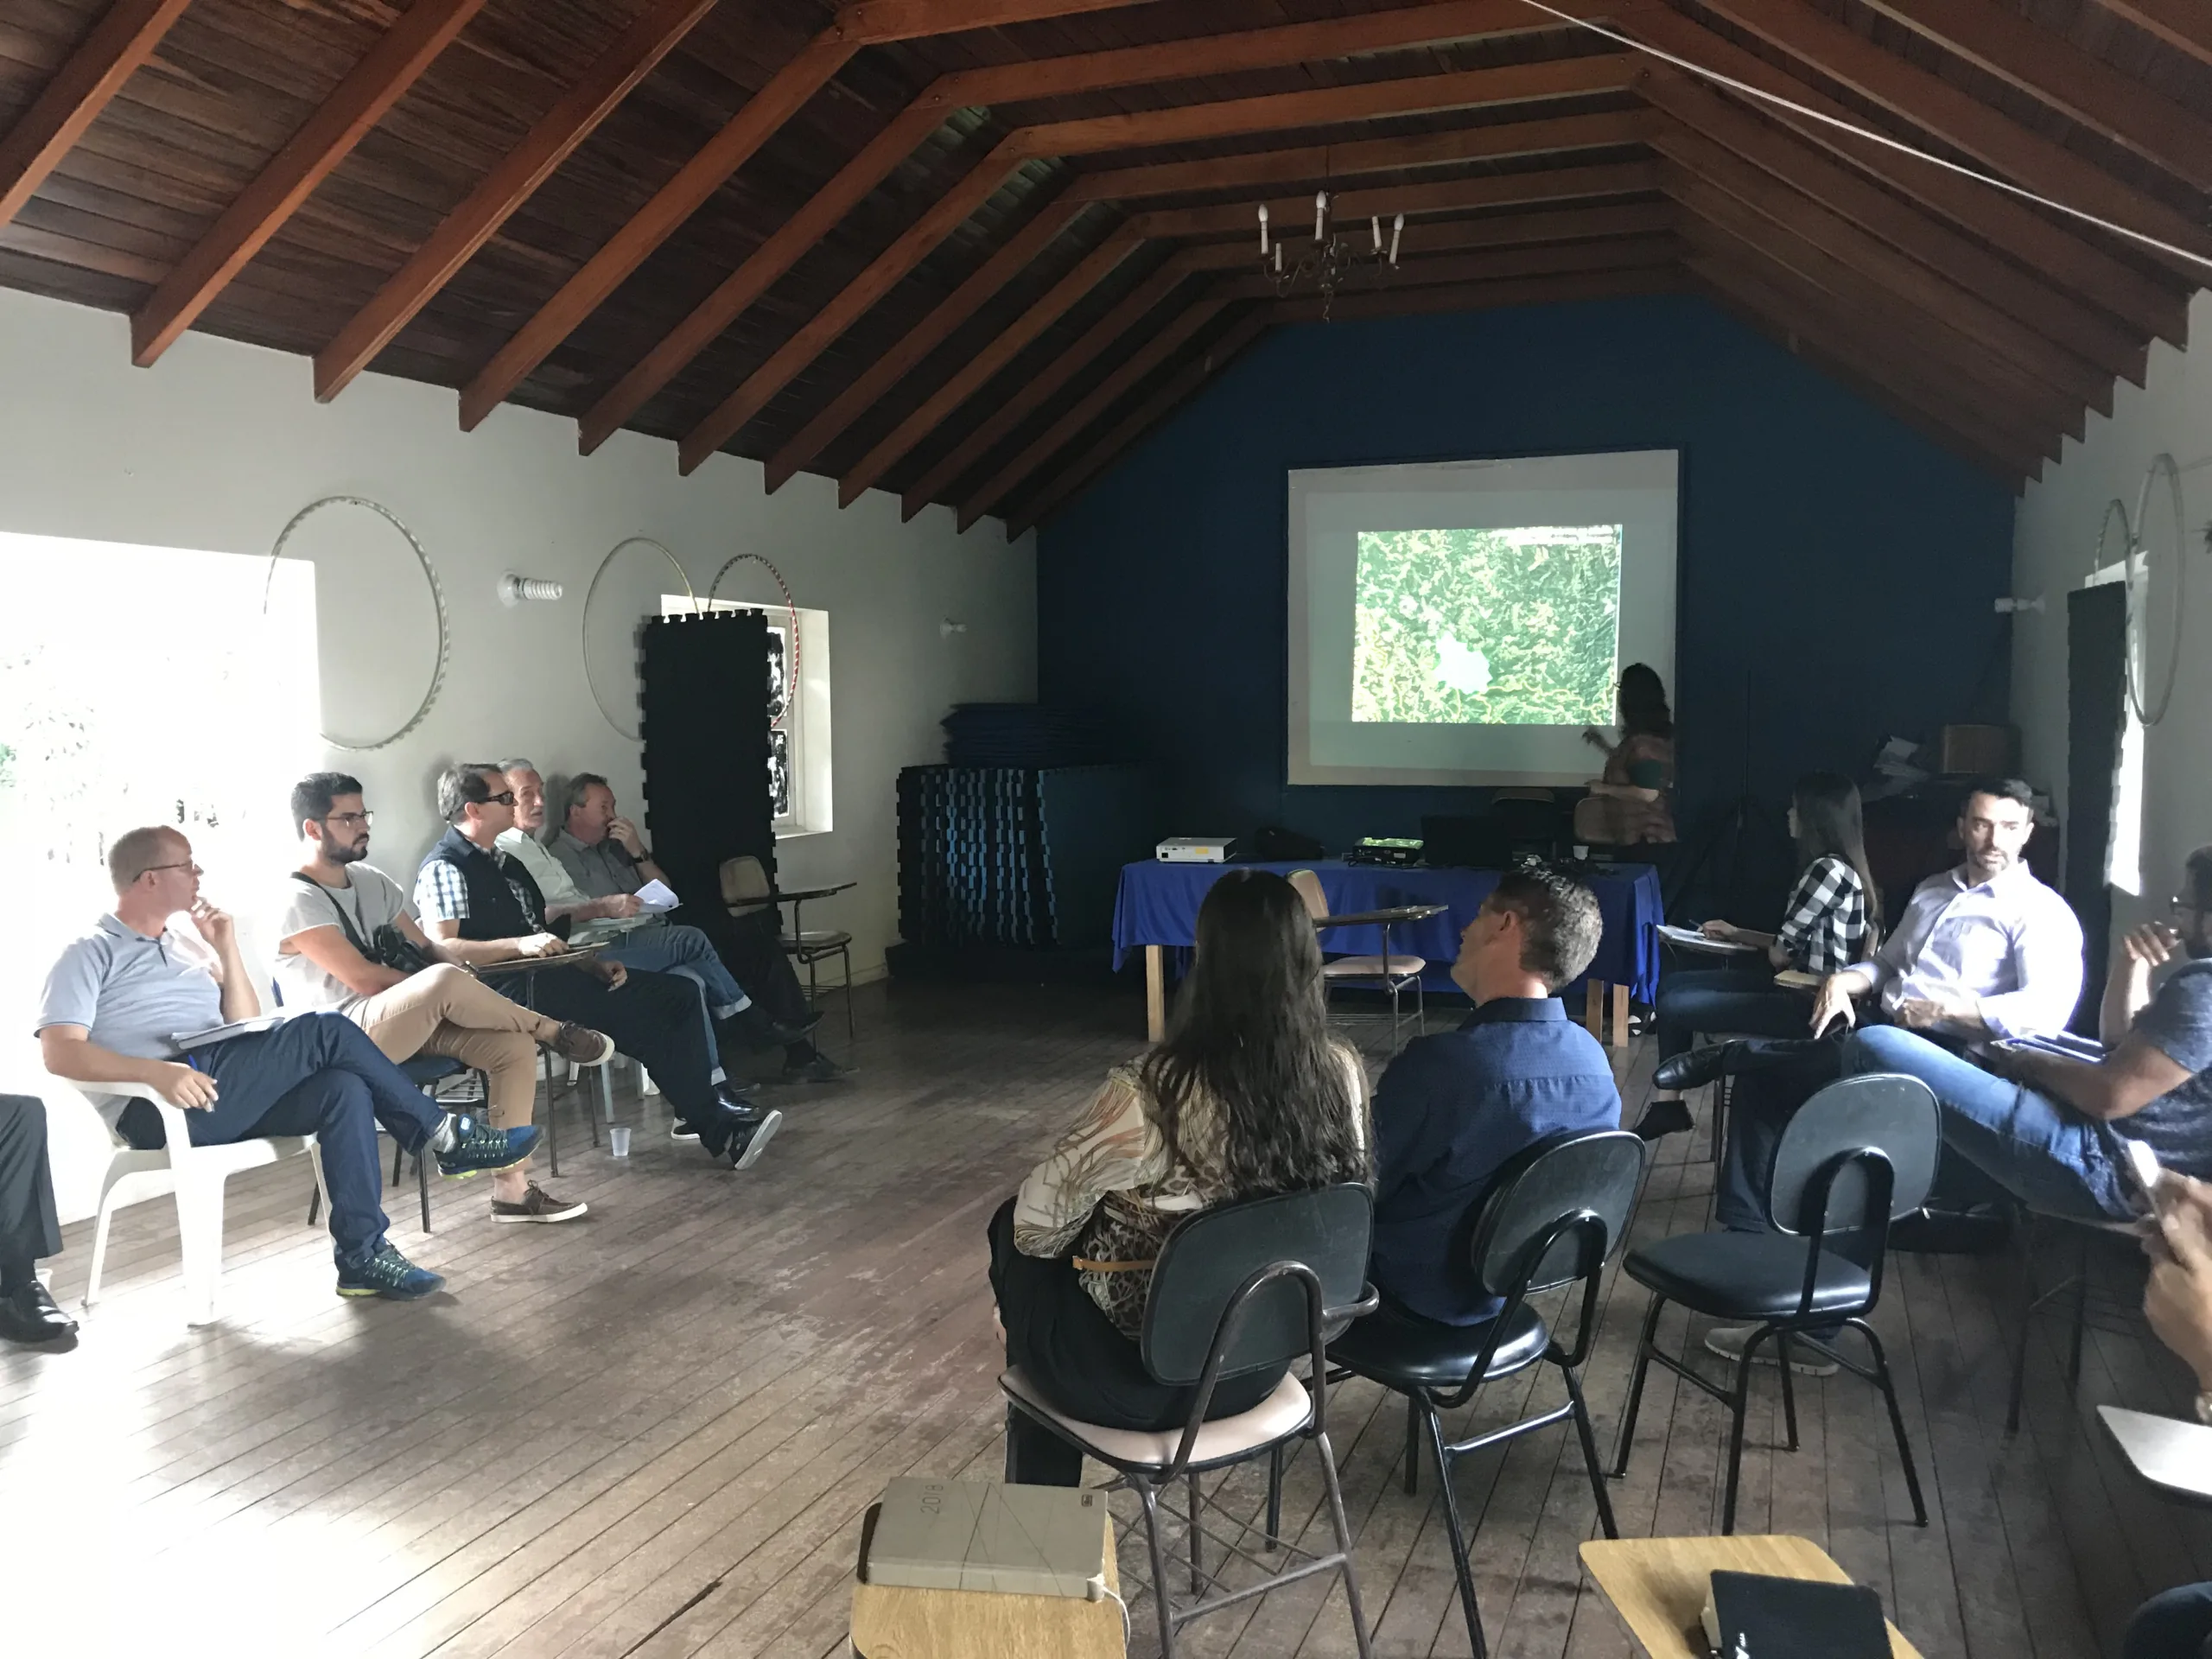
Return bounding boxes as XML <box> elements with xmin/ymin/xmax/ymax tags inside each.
<box><xmin>1576</xmin><ymin>664</ymin><xmax>1675</xmax><ymax>845</ymax></box>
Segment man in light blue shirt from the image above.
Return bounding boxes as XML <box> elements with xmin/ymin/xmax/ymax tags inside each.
<box><xmin>38</xmin><ymin>825</ymin><xmax>542</xmax><ymax>1300</ymax></box>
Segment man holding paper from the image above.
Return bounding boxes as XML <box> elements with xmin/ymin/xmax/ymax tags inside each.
<box><xmin>37</xmin><ymin>825</ymin><xmax>541</xmax><ymax>1299</ymax></box>
<box><xmin>496</xmin><ymin>764</ymin><xmax>776</xmax><ymax>1068</ymax></box>
<box><xmin>275</xmin><ymin>772</ymin><xmax>610</xmax><ymax>1225</ymax></box>
<box><xmin>550</xmin><ymin>772</ymin><xmax>843</xmax><ymax>1084</ymax></box>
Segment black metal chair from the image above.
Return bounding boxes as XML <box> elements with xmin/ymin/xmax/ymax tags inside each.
<box><xmin>1610</xmin><ymin>1072</ymin><xmax>1940</xmax><ymax>1535</ymax></box>
<box><xmin>1326</xmin><ymin>1130</ymin><xmax>1649</xmax><ymax>1658</ymax></box>
<box><xmin>998</xmin><ymin>1184</ymin><xmax>1378</xmax><ymax>1659</ymax></box>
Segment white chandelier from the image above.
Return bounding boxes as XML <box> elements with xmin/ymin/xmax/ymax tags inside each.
<box><xmin>1259</xmin><ymin>192</ymin><xmax>1404</xmax><ymax>318</ymax></box>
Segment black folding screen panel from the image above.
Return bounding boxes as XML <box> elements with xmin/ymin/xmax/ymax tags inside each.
<box><xmin>639</xmin><ymin>609</ymin><xmax>776</xmax><ymax>906</ymax></box>
<box><xmin>2065</xmin><ymin>582</ymin><xmax>2126</xmax><ymax>1033</ymax></box>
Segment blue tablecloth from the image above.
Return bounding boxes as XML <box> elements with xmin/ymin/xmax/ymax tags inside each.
<box><xmin>1112</xmin><ymin>859</ymin><xmax>1664</xmax><ymax>1001</ymax></box>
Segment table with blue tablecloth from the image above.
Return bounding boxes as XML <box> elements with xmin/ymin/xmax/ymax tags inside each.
<box><xmin>1113</xmin><ymin>858</ymin><xmax>1664</xmax><ymax>1045</ymax></box>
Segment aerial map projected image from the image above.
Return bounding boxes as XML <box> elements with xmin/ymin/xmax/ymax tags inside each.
<box><xmin>1351</xmin><ymin>524</ymin><xmax>1624</xmax><ymax>726</ymax></box>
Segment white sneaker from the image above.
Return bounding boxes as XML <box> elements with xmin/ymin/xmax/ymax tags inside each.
<box><xmin>1703</xmin><ymin>1325</ymin><xmax>1840</xmax><ymax>1376</ymax></box>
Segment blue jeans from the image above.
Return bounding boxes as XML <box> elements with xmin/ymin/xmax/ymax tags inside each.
<box><xmin>600</xmin><ymin>924</ymin><xmax>748</xmax><ymax>1083</ymax></box>
<box><xmin>1841</xmin><ymin>1025</ymin><xmax>2133</xmax><ymax>1223</ymax></box>
<box><xmin>2126</xmin><ymin>1583</ymin><xmax>2212</xmax><ymax>1659</ymax></box>
<box><xmin>122</xmin><ymin>1013</ymin><xmax>445</xmax><ymax>1266</ymax></box>
<box><xmin>1656</xmin><ymin>967</ymin><xmax>1817</xmax><ymax>1063</ymax></box>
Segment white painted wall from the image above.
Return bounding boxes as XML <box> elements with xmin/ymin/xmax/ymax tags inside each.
<box><xmin>2012</xmin><ymin>289</ymin><xmax>2212</xmax><ymax>933</ymax></box>
<box><xmin>0</xmin><ymin>284</ymin><xmax>1035</xmax><ymax>1221</ymax></box>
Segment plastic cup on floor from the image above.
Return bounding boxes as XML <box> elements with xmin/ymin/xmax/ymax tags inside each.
<box><xmin>610</xmin><ymin>1125</ymin><xmax>632</xmax><ymax>1158</ymax></box>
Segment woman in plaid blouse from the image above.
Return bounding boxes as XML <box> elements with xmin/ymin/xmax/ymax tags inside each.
<box><xmin>1634</xmin><ymin>773</ymin><xmax>1882</xmax><ymax>1140</ymax></box>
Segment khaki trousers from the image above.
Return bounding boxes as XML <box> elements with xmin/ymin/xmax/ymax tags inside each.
<box><xmin>350</xmin><ymin>963</ymin><xmax>553</xmax><ymax>1129</ymax></box>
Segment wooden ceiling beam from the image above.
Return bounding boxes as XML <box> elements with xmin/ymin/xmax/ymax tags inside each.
<box><xmin>1061</xmin><ymin>108</ymin><xmax>1655</xmax><ymax>203</ymax></box>
<box><xmin>577</xmin><ymin>101</ymin><xmax>944</xmax><ymax>454</ymax></box>
<box><xmin>1688</xmin><ymin>251</ymin><xmax>2040</xmax><ymax>477</ymax></box>
<box><xmin>458</xmin><ymin>29</ymin><xmax>853</xmax><ymax>430</ymax></box>
<box><xmin>676</xmin><ymin>134</ymin><xmax>1030</xmax><ymax>473</ymax></box>
<box><xmin>834</xmin><ymin>0</ymin><xmax>1160</xmax><ymax>41</ymax></box>
<box><xmin>678</xmin><ymin>57</ymin><xmax>1637</xmax><ymax>476</ymax></box>
<box><xmin>129</xmin><ymin>0</ymin><xmax>487</xmax><ymax>367</ymax></box>
<box><xmin>314</xmin><ymin>0</ymin><xmax>719</xmax><ymax>403</ymax></box>
<box><xmin>893</xmin><ymin>251</ymin><xmax>1196</xmax><ymax>517</ymax></box>
<box><xmin>1694</xmin><ymin>0</ymin><xmax>2212</xmax><ymax>275</ymax></box>
<box><xmin>2069</xmin><ymin>2</ymin><xmax>2212</xmax><ymax>71</ymax></box>
<box><xmin>1854</xmin><ymin>0</ymin><xmax>2212</xmax><ymax>193</ymax></box>
<box><xmin>0</xmin><ymin>0</ymin><xmax>192</xmax><ymax>229</ymax></box>
<box><xmin>1007</xmin><ymin>308</ymin><xmax>1272</xmax><ymax>539</ymax></box>
<box><xmin>1135</xmin><ymin>161</ymin><xmax>1659</xmax><ymax>238</ymax></box>
<box><xmin>761</xmin><ymin>197</ymin><xmax>1084</xmax><ymax>493</ymax></box>
<box><xmin>1681</xmin><ymin>215</ymin><xmax>2067</xmax><ymax>461</ymax></box>
<box><xmin>1640</xmin><ymin>68</ymin><xmax>2145</xmax><ymax>387</ymax></box>
<box><xmin>1672</xmin><ymin>175</ymin><xmax>2080</xmax><ymax>448</ymax></box>
<box><xmin>959</xmin><ymin>293</ymin><xmax>1230</xmax><ymax>528</ymax></box>
<box><xmin>1016</xmin><ymin>54</ymin><xmax>1637</xmax><ymax>160</ymax></box>
<box><xmin>1654</xmin><ymin>139</ymin><xmax>2113</xmax><ymax>415</ymax></box>
<box><xmin>918</xmin><ymin>0</ymin><xmax>1621</xmax><ymax>110</ymax></box>
<box><xmin>1621</xmin><ymin>7</ymin><xmax>2187</xmax><ymax>346</ymax></box>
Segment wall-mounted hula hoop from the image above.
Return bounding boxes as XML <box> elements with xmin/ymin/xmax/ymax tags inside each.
<box><xmin>585</xmin><ymin>537</ymin><xmax>696</xmax><ymax>740</ymax></box>
<box><xmin>265</xmin><ymin>496</ymin><xmax>450</xmax><ymax>753</ymax></box>
<box><xmin>2127</xmin><ymin>453</ymin><xmax>2186</xmax><ymax>727</ymax></box>
<box><xmin>707</xmin><ymin>552</ymin><xmax>800</xmax><ymax>728</ymax></box>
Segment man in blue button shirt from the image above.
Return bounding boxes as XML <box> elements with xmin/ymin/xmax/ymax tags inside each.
<box><xmin>1370</xmin><ymin>865</ymin><xmax>1622</xmax><ymax>1325</ymax></box>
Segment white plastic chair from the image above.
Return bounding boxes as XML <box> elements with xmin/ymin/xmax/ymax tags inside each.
<box><xmin>81</xmin><ymin>1082</ymin><xmax>330</xmax><ymax>1327</ymax></box>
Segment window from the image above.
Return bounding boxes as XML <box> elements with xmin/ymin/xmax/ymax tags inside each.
<box><xmin>2086</xmin><ymin>556</ymin><xmax>2144</xmax><ymax>896</ymax></box>
<box><xmin>661</xmin><ymin>595</ymin><xmax>832</xmax><ymax>837</ymax></box>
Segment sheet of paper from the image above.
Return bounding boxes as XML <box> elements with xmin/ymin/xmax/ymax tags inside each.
<box><xmin>1656</xmin><ymin>923</ymin><xmax>1758</xmax><ymax>955</ymax></box>
<box><xmin>634</xmin><ymin>879</ymin><xmax>681</xmax><ymax>912</ymax></box>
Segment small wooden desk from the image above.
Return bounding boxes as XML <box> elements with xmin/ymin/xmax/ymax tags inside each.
<box><xmin>850</xmin><ymin>1507</ymin><xmax>1124</xmax><ymax>1658</ymax></box>
<box><xmin>1579</xmin><ymin>1535</ymin><xmax>1923</xmax><ymax>1659</ymax></box>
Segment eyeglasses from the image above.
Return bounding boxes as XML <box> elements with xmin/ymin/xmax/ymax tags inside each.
<box><xmin>478</xmin><ymin>791</ymin><xmax>517</xmax><ymax>808</ymax></box>
<box><xmin>2170</xmin><ymin>895</ymin><xmax>2209</xmax><ymax>917</ymax></box>
<box><xmin>141</xmin><ymin>861</ymin><xmax>203</xmax><ymax>878</ymax></box>
<box><xmin>323</xmin><ymin>811</ymin><xmax>373</xmax><ymax>829</ymax></box>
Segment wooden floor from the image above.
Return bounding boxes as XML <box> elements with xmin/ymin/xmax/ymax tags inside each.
<box><xmin>5</xmin><ymin>981</ymin><xmax>2211</xmax><ymax>1658</ymax></box>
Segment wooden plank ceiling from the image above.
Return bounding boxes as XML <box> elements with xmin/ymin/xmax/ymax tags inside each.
<box><xmin>1</xmin><ymin>0</ymin><xmax>2207</xmax><ymax>531</ymax></box>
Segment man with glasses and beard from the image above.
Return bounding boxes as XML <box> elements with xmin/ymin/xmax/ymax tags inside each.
<box><xmin>275</xmin><ymin>772</ymin><xmax>612</xmax><ymax>1224</ymax></box>
<box><xmin>415</xmin><ymin>764</ymin><xmax>779</xmax><ymax>1170</ymax></box>
<box><xmin>1845</xmin><ymin>845</ymin><xmax>2212</xmax><ymax>1224</ymax></box>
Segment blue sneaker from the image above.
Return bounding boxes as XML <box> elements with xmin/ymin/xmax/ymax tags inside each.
<box><xmin>337</xmin><ymin>1244</ymin><xmax>445</xmax><ymax>1300</ymax></box>
<box><xmin>433</xmin><ymin>1115</ymin><xmax>541</xmax><ymax>1179</ymax></box>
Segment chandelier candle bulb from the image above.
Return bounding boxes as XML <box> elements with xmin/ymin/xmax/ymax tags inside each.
<box><xmin>1274</xmin><ymin>243</ymin><xmax>1283</xmax><ymax>273</ymax></box>
<box><xmin>1389</xmin><ymin>213</ymin><xmax>1404</xmax><ymax>265</ymax></box>
<box><xmin>1371</xmin><ymin>216</ymin><xmax>1382</xmax><ymax>251</ymax></box>
<box><xmin>1257</xmin><ymin>203</ymin><xmax>1268</xmax><ymax>254</ymax></box>
<box><xmin>1315</xmin><ymin>191</ymin><xmax>1327</xmax><ymax>242</ymax></box>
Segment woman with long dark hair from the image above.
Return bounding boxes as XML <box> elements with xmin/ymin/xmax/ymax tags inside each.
<box><xmin>1632</xmin><ymin>771</ymin><xmax>1882</xmax><ymax>1140</ymax></box>
<box><xmin>1576</xmin><ymin>663</ymin><xmax>1677</xmax><ymax>845</ymax></box>
<box><xmin>988</xmin><ymin>868</ymin><xmax>1374</xmax><ymax>1485</ymax></box>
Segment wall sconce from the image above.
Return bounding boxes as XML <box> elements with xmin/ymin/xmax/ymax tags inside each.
<box><xmin>940</xmin><ymin>618</ymin><xmax>969</xmax><ymax>638</ymax></box>
<box><xmin>1993</xmin><ymin>595</ymin><xmax>2044</xmax><ymax>614</ymax></box>
<box><xmin>499</xmin><ymin>573</ymin><xmax>563</xmax><ymax>606</ymax></box>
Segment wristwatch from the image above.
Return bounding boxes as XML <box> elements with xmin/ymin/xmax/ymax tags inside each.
<box><xmin>2192</xmin><ymin>1390</ymin><xmax>2212</xmax><ymax>1427</ymax></box>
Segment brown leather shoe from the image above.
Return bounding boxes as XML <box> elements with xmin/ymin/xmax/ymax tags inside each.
<box><xmin>547</xmin><ymin>1022</ymin><xmax>614</xmax><ymax>1066</ymax></box>
<box><xmin>491</xmin><ymin>1183</ymin><xmax>589</xmax><ymax>1224</ymax></box>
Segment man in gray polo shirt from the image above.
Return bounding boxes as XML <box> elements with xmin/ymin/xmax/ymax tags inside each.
<box><xmin>37</xmin><ymin>825</ymin><xmax>542</xmax><ymax>1300</ymax></box>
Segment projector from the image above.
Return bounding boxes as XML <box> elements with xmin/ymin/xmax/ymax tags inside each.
<box><xmin>1157</xmin><ymin>837</ymin><xmax>1236</xmax><ymax>863</ymax></box>
<box><xmin>1345</xmin><ymin>836</ymin><xmax>1424</xmax><ymax>868</ymax></box>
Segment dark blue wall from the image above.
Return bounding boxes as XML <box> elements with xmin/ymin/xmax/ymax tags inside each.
<box><xmin>1036</xmin><ymin>292</ymin><xmax>2017</xmax><ymax>852</ymax></box>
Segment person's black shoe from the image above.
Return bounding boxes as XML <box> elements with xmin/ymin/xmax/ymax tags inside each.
<box><xmin>725</xmin><ymin>1107</ymin><xmax>784</xmax><ymax>1170</ymax></box>
<box><xmin>780</xmin><ymin>1051</ymin><xmax>849</xmax><ymax>1084</ymax></box>
<box><xmin>715</xmin><ymin>1084</ymin><xmax>762</xmax><ymax>1121</ymax></box>
<box><xmin>1630</xmin><ymin>1096</ymin><xmax>1697</xmax><ymax>1141</ymax></box>
<box><xmin>766</xmin><ymin>1010</ymin><xmax>824</xmax><ymax>1044</ymax></box>
<box><xmin>1652</xmin><ymin>1042</ymin><xmax>1743</xmax><ymax>1094</ymax></box>
<box><xmin>0</xmin><ymin>1281</ymin><xmax>79</xmax><ymax>1348</ymax></box>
